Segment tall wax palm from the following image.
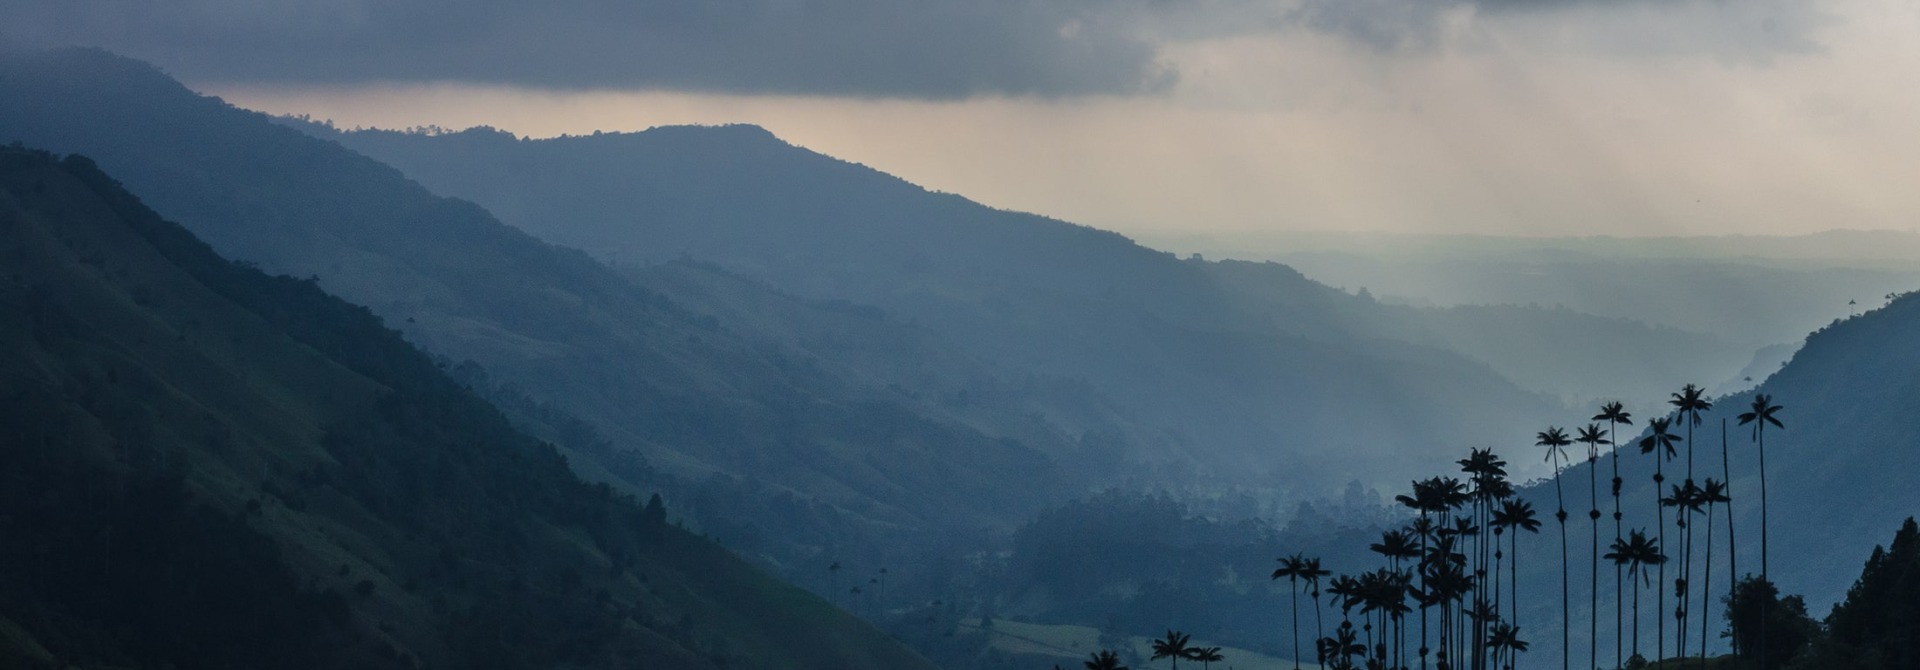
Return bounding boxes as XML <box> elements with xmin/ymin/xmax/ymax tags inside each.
<box><xmin>1490</xmin><ymin>498</ymin><xmax>1540</xmax><ymax>637</ymax></box>
<box><xmin>1669</xmin><ymin>384</ymin><xmax>1712</xmax><ymax>667</ymax></box>
<box><xmin>1304</xmin><ymin>557</ymin><xmax>1333</xmax><ymax>664</ymax></box>
<box><xmin>1592</xmin><ymin>401</ymin><xmax>1633</xmax><ymax>670</ymax></box>
<box><xmin>1372</xmin><ymin>529</ymin><xmax>1420</xmax><ymax>576</ymax></box>
<box><xmin>1717</xmin><ymin>419</ymin><xmax>1739</xmax><ymax>617</ymax></box>
<box><xmin>1697</xmin><ymin>479</ymin><xmax>1730</xmax><ymax>666</ymax></box>
<box><xmin>1575</xmin><ymin>423</ymin><xmax>1608</xmax><ymax>670</ymax></box>
<box><xmin>1737</xmin><ymin>394</ymin><xmax>1784</xmax><ymax>670</ymax></box>
<box><xmin>1669</xmin><ymin>385</ymin><xmax>1713</xmax><ymax>487</ymax></box>
<box><xmin>1736</xmin><ymin>394</ymin><xmax>1784</xmax><ymax>579</ymax></box>
<box><xmin>1397</xmin><ymin>479</ymin><xmax>1449</xmax><ymax>670</ymax></box>
<box><xmin>1458</xmin><ymin>448</ymin><xmax>1508</xmax><ymax>670</ymax></box>
<box><xmin>1661</xmin><ymin>483</ymin><xmax>1704</xmax><ymax>662</ymax></box>
<box><xmin>1487</xmin><ymin>622</ymin><xmax>1529</xmax><ymax>670</ymax></box>
<box><xmin>1448</xmin><ymin>518</ymin><xmax>1482</xmax><ymax>668</ymax></box>
<box><xmin>1085</xmin><ymin>650</ymin><xmax>1130</xmax><ymax>670</ymax></box>
<box><xmin>1328</xmin><ymin>574</ymin><xmax>1362</xmax><ymax>639</ymax></box>
<box><xmin>1151</xmin><ymin>630</ymin><xmax>1194</xmax><ymax>669</ymax></box>
<box><xmin>1605</xmin><ymin>530</ymin><xmax>1666</xmax><ymax>662</ymax></box>
<box><xmin>1421</xmin><ymin>552</ymin><xmax>1472</xmax><ymax>670</ymax></box>
<box><xmin>1273</xmin><ymin>554</ymin><xmax>1309</xmax><ymax>670</ymax></box>
<box><xmin>1535</xmin><ymin>425</ymin><xmax>1573</xmax><ymax>670</ymax></box>
<box><xmin>1639</xmin><ymin>416</ymin><xmax>1681</xmax><ymax>663</ymax></box>
<box><xmin>1373</xmin><ymin>527</ymin><xmax>1420</xmax><ymax>668</ymax></box>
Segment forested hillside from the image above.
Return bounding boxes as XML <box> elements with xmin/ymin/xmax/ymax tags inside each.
<box><xmin>0</xmin><ymin>146</ymin><xmax>937</xmax><ymax>670</ymax></box>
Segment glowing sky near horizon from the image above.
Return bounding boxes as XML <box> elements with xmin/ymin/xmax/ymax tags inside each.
<box><xmin>123</xmin><ymin>0</ymin><xmax>1920</xmax><ymax>239</ymax></box>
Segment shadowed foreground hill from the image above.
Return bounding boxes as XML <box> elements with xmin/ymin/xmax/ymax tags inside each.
<box><xmin>0</xmin><ymin>147</ymin><xmax>937</xmax><ymax>670</ymax></box>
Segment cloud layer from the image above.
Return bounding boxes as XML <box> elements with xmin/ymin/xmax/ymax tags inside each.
<box><xmin>5</xmin><ymin>0</ymin><xmax>1829</xmax><ymax>98</ymax></box>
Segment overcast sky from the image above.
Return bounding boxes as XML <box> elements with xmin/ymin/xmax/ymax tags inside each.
<box><xmin>13</xmin><ymin>0</ymin><xmax>1919</xmax><ymax>237</ymax></box>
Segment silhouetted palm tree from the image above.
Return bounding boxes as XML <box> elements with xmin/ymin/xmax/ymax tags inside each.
<box><xmin>1458</xmin><ymin>447</ymin><xmax>1509</xmax><ymax>670</ymax></box>
<box><xmin>1085</xmin><ymin>650</ymin><xmax>1129</xmax><ymax>670</ymax></box>
<box><xmin>1736</xmin><ymin>394</ymin><xmax>1784</xmax><ymax>579</ymax></box>
<box><xmin>1593</xmin><ymin>400</ymin><xmax>1633</xmax><ymax>670</ymax></box>
<box><xmin>1670</xmin><ymin>385</ymin><xmax>1713</xmax><ymax>486</ymax></box>
<box><xmin>1605</xmin><ymin>530</ymin><xmax>1665</xmax><ymax>662</ymax></box>
<box><xmin>1698</xmin><ymin>478</ymin><xmax>1730</xmax><ymax>667</ymax></box>
<box><xmin>1304</xmin><ymin>557</ymin><xmax>1332</xmax><ymax>663</ymax></box>
<box><xmin>1716</xmin><ymin>418</ymin><xmax>1739</xmax><ymax>625</ymax></box>
<box><xmin>1274</xmin><ymin>554</ymin><xmax>1309</xmax><ymax>670</ymax></box>
<box><xmin>1662</xmin><ymin>482</ymin><xmax>1704</xmax><ymax>661</ymax></box>
<box><xmin>1536</xmin><ymin>425</ymin><xmax>1573</xmax><ymax>670</ymax></box>
<box><xmin>1639</xmin><ymin>416</ymin><xmax>1681</xmax><ymax>663</ymax></box>
<box><xmin>1372</xmin><ymin>528</ymin><xmax>1420</xmax><ymax>666</ymax></box>
<box><xmin>1575</xmin><ymin>423</ymin><xmax>1608</xmax><ymax>670</ymax></box>
<box><xmin>1490</xmin><ymin>498</ymin><xmax>1540</xmax><ymax>640</ymax></box>
<box><xmin>1188</xmin><ymin>646</ymin><xmax>1224</xmax><ymax>670</ymax></box>
<box><xmin>1487</xmin><ymin>621</ymin><xmax>1529</xmax><ymax>670</ymax></box>
<box><xmin>1422</xmin><ymin>553</ymin><xmax>1472</xmax><ymax>670</ymax></box>
<box><xmin>1669</xmin><ymin>384</ymin><xmax>1712</xmax><ymax>668</ymax></box>
<box><xmin>1398</xmin><ymin>479</ymin><xmax>1450</xmax><ymax>670</ymax></box>
<box><xmin>1737</xmin><ymin>394</ymin><xmax>1784</xmax><ymax>670</ymax></box>
<box><xmin>1151</xmin><ymin>630</ymin><xmax>1194</xmax><ymax>669</ymax></box>
<box><xmin>1326</xmin><ymin>622</ymin><xmax>1367</xmax><ymax>670</ymax></box>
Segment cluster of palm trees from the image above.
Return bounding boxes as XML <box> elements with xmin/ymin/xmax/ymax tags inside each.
<box><xmin>1259</xmin><ymin>389</ymin><xmax>1786</xmax><ymax>670</ymax></box>
<box><xmin>1061</xmin><ymin>631</ymin><xmax>1225</xmax><ymax>670</ymax></box>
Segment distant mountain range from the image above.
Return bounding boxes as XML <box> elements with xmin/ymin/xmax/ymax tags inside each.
<box><xmin>1154</xmin><ymin>230</ymin><xmax>1920</xmax><ymax>349</ymax></box>
<box><xmin>14</xmin><ymin>46</ymin><xmax>1910</xmax><ymax>670</ymax></box>
<box><xmin>293</xmin><ymin>118</ymin><xmax>1761</xmax><ymax>475</ymax></box>
<box><xmin>0</xmin><ymin>146</ymin><xmax>935</xmax><ymax>670</ymax></box>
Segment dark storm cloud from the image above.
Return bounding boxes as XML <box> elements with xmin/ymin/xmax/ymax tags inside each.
<box><xmin>2</xmin><ymin>0</ymin><xmax>1829</xmax><ymax>98</ymax></box>
<box><xmin>3</xmin><ymin>0</ymin><xmax>1174</xmax><ymax>98</ymax></box>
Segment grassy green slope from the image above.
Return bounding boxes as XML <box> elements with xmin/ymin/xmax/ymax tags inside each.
<box><xmin>0</xmin><ymin>146</ymin><xmax>937</xmax><ymax>670</ymax></box>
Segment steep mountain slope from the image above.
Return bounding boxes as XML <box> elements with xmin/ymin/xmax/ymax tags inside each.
<box><xmin>293</xmin><ymin>121</ymin><xmax>1566</xmax><ymax>488</ymax></box>
<box><xmin>0</xmin><ymin>48</ymin><xmax>1081</xmax><ymax>583</ymax></box>
<box><xmin>0</xmin><ymin>146</ymin><xmax>937</xmax><ymax>670</ymax></box>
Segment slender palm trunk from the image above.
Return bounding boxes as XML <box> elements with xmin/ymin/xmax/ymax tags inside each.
<box><xmin>1290</xmin><ymin>580</ymin><xmax>1302</xmax><ymax>670</ymax></box>
<box><xmin>1482</xmin><ymin>537</ymin><xmax>1497</xmax><ymax>668</ymax></box>
<box><xmin>1720</xmin><ymin>420</ymin><xmax>1737</xmax><ymax>594</ymax></box>
<box><xmin>1608</xmin><ymin>420</ymin><xmax>1625</xmax><ymax>670</ymax></box>
<box><xmin>1681</xmin><ymin>419</ymin><xmax>1697</xmax><ymax>667</ymax></box>
<box><xmin>1588</xmin><ymin>459</ymin><xmax>1599</xmax><ymax>670</ymax></box>
<box><xmin>1757</xmin><ymin>425</ymin><xmax>1771</xmax><ymax>670</ymax></box>
<box><xmin>1419</xmin><ymin>519</ymin><xmax>1431</xmax><ymax>670</ymax></box>
<box><xmin>1702</xmin><ymin>500</ymin><xmax>1715</xmax><ymax>666</ymax></box>
<box><xmin>1676</xmin><ymin>507</ymin><xmax>1690</xmax><ymax>663</ymax></box>
<box><xmin>1477</xmin><ymin>497</ymin><xmax>1491</xmax><ymax>670</ymax></box>
<box><xmin>1655</xmin><ymin>454</ymin><xmax>1666</xmax><ymax>665</ymax></box>
<box><xmin>1313</xmin><ymin>590</ymin><xmax>1326</xmax><ymax>667</ymax></box>
<box><xmin>1508</xmin><ymin>529</ymin><xmax>1520</xmax><ymax>670</ymax></box>
<box><xmin>1757</xmin><ymin>427</ymin><xmax>1770</xmax><ymax>580</ymax></box>
<box><xmin>1631</xmin><ymin>569</ymin><xmax>1642</xmax><ymax>661</ymax></box>
<box><xmin>1554</xmin><ymin>466</ymin><xmax>1569</xmax><ymax>670</ymax></box>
